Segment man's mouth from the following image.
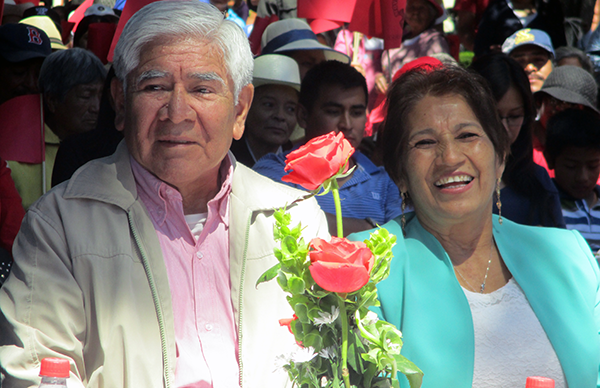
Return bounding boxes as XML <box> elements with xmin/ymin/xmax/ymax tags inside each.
<box><xmin>434</xmin><ymin>175</ymin><xmax>474</xmax><ymax>188</ymax></box>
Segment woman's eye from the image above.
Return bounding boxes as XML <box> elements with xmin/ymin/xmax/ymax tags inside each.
<box><xmin>457</xmin><ymin>132</ymin><xmax>478</xmax><ymax>140</ymax></box>
<box><xmin>414</xmin><ymin>139</ymin><xmax>435</xmax><ymax>148</ymax></box>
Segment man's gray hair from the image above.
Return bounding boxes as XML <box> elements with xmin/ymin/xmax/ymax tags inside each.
<box><xmin>113</xmin><ymin>1</ymin><xmax>253</xmax><ymax>100</ymax></box>
<box><xmin>38</xmin><ymin>48</ymin><xmax>107</xmax><ymax>101</ymax></box>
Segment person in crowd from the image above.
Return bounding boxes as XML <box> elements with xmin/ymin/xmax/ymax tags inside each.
<box><xmin>254</xmin><ymin>60</ymin><xmax>402</xmax><ymax>236</ymax></box>
<box><xmin>0</xmin><ymin>158</ymin><xmax>25</xmax><ymax>286</ymax></box>
<box><xmin>51</xmin><ymin>66</ymin><xmax>123</xmax><ymax>186</ymax></box>
<box><xmin>473</xmin><ymin>0</ymin><xmax>566</xmax><ymax>57</ymax></box>
<box><xmin>38</xmin><ymin>48</ymin><xmax>106</xmax><ymax>142</ymax></box>
<box><xmin>0</xmin><ymin>23</ymin><xmax>50</xmax><ymax>105</ymax></box>
<box><xmin>0</xmin><ymin>2</ymin><xmax>328</xmax><ymax>387</ymax></box>
<box><xmin>260</xmin><ymin>18</ymin><xmax>349</xmax><ymax>79</ymax></box>
<box><xmin>231</xmin><ymin>54</ymin><xmax>300</xmax><ymax>167</ymax></box>
<box><xmin>469</xmin><ymin>53</ymin><xmax>565</xmax><ymax>227</ymax></box>
<box><xmin>453</xmin><ymin>0</ymin><xmax>489</xmax><ymax>52</ymax></box>
<box><xmin>334</xmin><ymin>30</ymin><xmax>384</xmax><ymax>110</ymax></box>
<box><xmin>502</xmin><ymin>28</ymin><xmax>555</xmax><ymax>93</ymax></box>
<box><xmin>545</xmin><ymin>109</ymin><xmax>600</xmax><ymax>255</ymax></box>
<box><xmin>19</xmin><ymin>14</ymin><xmax>66</xmax><ymax>50</ymax></box>
<box><xmin>73</xmin><ymin>3</ymin><xmax>119</xmax><ymax>49</ymax></box>
<box><xmin>350</xmin><ymin>65</ymin><xmax>600</xmax><ymax>388</ymax></box>
<box><xmin>532</xmin><ymin>65</ymin><xmax>599</xmax><ymax>176</ymax></box>
<box><xmin>0</xmin><ymin>23</ymin><xmax>55</xmax><ymax>210</ymax></box>
<box><xmin>554</xmin><ymin>46</ymin><xmax>594</xmax><ymax>74</ymax></box>
<box><xmin>380</xmin><ymin>0</ymin><xmax>450</xmax><ymax>87</ymax></box>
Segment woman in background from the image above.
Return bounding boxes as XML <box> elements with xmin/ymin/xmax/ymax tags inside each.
<box><xmin>469</xmin><ymin>53</ymin><xmax>565</xmax><ymax>227</ymax></box>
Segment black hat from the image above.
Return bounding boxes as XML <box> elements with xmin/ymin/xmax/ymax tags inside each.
<box><xmin>0</xmin><ymin>23</ymin><xmax>51</xmax><ymax>63</ymax></box>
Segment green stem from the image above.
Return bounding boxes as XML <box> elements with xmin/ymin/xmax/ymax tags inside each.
<box><xmin>338</xmin><ymin>295</ymin><xmax>351</xmax><ymax>388</ymax></box>
<box><xmin>332</xmin><ymin>180</ymin><xmax>343</xmax><ymax>238</ymax></box>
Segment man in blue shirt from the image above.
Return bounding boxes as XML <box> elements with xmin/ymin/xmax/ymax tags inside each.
<box><xmin>254</xmin><ymin>60</ymin><xmax>402</xmax><ymax>236</ymax></box>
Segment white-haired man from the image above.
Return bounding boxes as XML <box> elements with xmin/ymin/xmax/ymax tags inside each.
<box><xmin>0</xmin><ymin>2</ymin><xmax>328</xmax><ymax>387</ymax></box>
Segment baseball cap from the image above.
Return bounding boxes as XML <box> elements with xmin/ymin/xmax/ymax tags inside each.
<box><xmin>253</xmin><ymin>54</ymin><xmax>301</xmax><ymax>91</ymax></box>
<box><xmin>84</xmin><ymin>4</ymin><xmax>117</xmax><ymax>18</ymax></box>
<box><xmin>533</xmin><ymin>65</ymin><xmax>599</xmax><ymax>113</ymax></box>
<box><xmin>20</xmin><ymin>15</ymin><xmax>67</xmax><ymax>50</ymax></box>
<box><xmin>502</xmin><ymin>28</ymin><xmax>555</xmax><ymax>57</ymax></box>
<box><xmin>0</xmin><ymin>23</ymin><xmax>51</xmax><ymax>63</ymax></box>
<box><xmin>261</xmin><ymin>19</ymin><xmax>349</xmax><ymax>64</ymax></box>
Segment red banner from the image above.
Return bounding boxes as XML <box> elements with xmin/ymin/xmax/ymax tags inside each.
<box><xmin>349</xmin><ymin>0</ymin><xmax>406</xmax><ymax>50</ymax></box>
<box><xmin>0</xmin><ymin>94</ymin><xmax>44</xmax><ymax>164</ymax></box>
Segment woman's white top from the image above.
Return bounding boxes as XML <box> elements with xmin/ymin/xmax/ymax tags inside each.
<box><xmin>464</xmin><ymin>278</ymin><xmax>567</xmax><ymax>388</ymax></box>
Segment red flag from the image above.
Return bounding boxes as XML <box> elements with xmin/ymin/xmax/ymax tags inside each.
<box><xmin>248</xmin><ymin>14</ymin><xmax>278</xmax><ymax>56</ymax></box>
<box><xmin>60</xmin><ymin>20</ymin><xmax>75</xmax><ymax>44</ymax></box>
<box><xmin>107</xmin><ymin>0</ymin><xmax>161</xmax><ymax>63</ymax></box>
<box><xmin>349</xmin><ymin>0</ymin><xmax>406</xmax><ymax>50</ymax></box>
<box><xmin>0</xmin><ymin>0</ymin><xmax>4</xmax><ymax>27</ymax></box>
<box><xmin>87</xmin><ymin>22</ymin><xmax>118</xmax><ymax>64</ymax></box>
<box><xmin>0</xmin><ymin>95</ymin><xmax>44</xmax><ymax>164</ymax></box>
<box><xmin>298</xmin><ymin>0</ymin><xmax>357</xmax><ymax>34</ymax></box>
<box><xmin>68</xmin><ymin>0</ymin><xmax>94</xmax><ymax>32</ymax></box>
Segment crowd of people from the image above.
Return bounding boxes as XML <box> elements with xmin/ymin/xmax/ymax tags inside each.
<box><xmin>0</xmin><ymin>0</ymin><xmax>600</xmax><ymax>387</ymax></box>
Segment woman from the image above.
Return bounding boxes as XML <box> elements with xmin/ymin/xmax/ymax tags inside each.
<box><xmin>469</xmin><ymin>53</ymin><xmax>565</xmax><ymax>227</ymax></box>
<box><xmin>350</xmin><ymin>66</ymin><xmax>600</xmax><ymax>388</ymax></box>
<box><xmin>380</xmin><ymin>0</ymin><xmax>449</xmax><ymax>87</ymax></box>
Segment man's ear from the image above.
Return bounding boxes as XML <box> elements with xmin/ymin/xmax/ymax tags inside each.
<box><xmin>297</xmin><ymin>103</ymin><xmax>308</xmax><ymax>129</ymax></box>
<box><xmin>232</xmin><ymin>83</ymin><xmax>254</xmax><ymax>140</ymax></box>
<box><xmin>111</xmin><ymin>77</ymin><xmax>126</xmax><ymax>132</ymax></box>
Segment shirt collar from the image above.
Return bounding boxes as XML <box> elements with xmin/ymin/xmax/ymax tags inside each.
<box><xmin>131</xmin><ymin>155</ymin><xmax>233</xmax><ymax>227</ymax></box>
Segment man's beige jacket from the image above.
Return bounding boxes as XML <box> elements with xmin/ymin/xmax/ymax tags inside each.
<box><xmin>0</xmin><ymin>142</ymin><xmax>329</xmax><ymax>388</ymax></box>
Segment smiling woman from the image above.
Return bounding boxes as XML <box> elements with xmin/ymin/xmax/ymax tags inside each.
<box><xmin>349</xmin><ymin>65</ymin><xmax>600</xmax><ymax>388</ymax></box>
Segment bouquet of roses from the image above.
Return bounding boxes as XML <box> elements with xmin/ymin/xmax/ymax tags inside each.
<box><xmin>257</xmin><ymin>132</ymin><xmax>423</xmax><ymax>388</ymax></box>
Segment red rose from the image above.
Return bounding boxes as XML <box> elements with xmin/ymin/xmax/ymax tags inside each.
<box><xmin>282</xmin><ymin>131</ymin><xmax>354</xmax><ymax>191</ymax></box>
<box><xmin>308</xmin><ymin>237</ymin><xmax>374</xmax><ymax>293</ymax></box>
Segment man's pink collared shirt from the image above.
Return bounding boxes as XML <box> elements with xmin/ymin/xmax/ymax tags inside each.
<box><xmin>132</xmin><ymin>157</ymin><xmax>240</xmax><ymax>388</ymax></box>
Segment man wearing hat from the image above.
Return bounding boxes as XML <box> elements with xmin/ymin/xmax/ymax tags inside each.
<box><xmin>231</xmin><ymin>54</ymin><xmax>300</xmax><ymax>167</ymax></box>
<box><xmin>0</xmin><ymin>23</ymin><xmax>51</xmax><ymax>105</ymax></box>
<box><xmin>260</xmin><ymin>18</ymin><xmax>349</xmax><ymax>79</ymax></box>
<box><xmin>502</xmin><ymin>28</ymin><xmax>555</xmax><ymax>93</ymax></box>
<box><xmin>531</xmin><ymin>65</ymin><xmax>600</xmax><ymax>178</ymax></box>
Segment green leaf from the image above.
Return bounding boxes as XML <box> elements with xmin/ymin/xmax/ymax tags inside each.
<box><xmin>395</xmin><ymin>355</ymin><xmax>423</xmax><ymax>388</ymax></box>
<box><xmin>256</xmin><ymin>263</ymin><xmax>281</xmax><ymax>287</ymax></box>
<box><xmin>289</xmin><ymin>276</ymin><xmax>306</xmax><ymax>294</ymax></box>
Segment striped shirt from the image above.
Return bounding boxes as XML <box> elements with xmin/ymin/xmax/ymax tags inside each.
<box><xmin>554</xmin><ymin>180</ymin><xmax>600</xmax><ymax>255</ymax></box>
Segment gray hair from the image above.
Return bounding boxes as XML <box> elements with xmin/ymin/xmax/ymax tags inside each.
<box><xmin>38</xmin><ymin>48</ymin><xmax>107</xmax><ymax>101</ymax></box>
<box><xmin>112</xmin><ymin>1</ymin><xmax>253</xmax><ymax>101</ymax></box>
<box><xmin>554</xmin><ymin>46</ymin><xmax>594</xmax><ymax>74</ymax></box>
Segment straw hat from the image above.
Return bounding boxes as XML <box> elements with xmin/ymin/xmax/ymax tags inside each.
<box><xmin>253</xmin><ymin>54</ymin><xmax>301</xmax><ymax>91</ymax></box>
<box><xmin>533</xmin><ymin>65</ymin><xmax>599</xmax><ymax>112</ymax></box>
<box><xmin>20</xmin><ymin>15</ymin><xmax>66</xmax><ymax>50</ymax></box>
<box><xmin>260</xmin><ymin>19</ymin><xmax>349</xmax><ymax>64</ymax></box>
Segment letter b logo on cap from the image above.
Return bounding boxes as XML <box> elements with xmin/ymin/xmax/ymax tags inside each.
<box><xmin>26</xmin><ymin>27</ymin><xmax>43</xmax><ymax>45</ymax></box>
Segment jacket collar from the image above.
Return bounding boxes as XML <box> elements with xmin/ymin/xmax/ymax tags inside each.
<box><xmin>62</xmin><ymin>141</ymin><xmax>138</xmax><ymax>211</ymax></box>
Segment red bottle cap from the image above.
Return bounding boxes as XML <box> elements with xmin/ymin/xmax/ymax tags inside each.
<box><xmin>526</xmin><ymin>376</ymin><xmax>555</xmax><ymax>388</ymax></box>
<box><xmin>40</xmin><ymin>357</ymin><xmax>70</xmax><ymax>378</ymax></box>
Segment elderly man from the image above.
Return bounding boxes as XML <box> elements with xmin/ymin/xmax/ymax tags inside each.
<box><xmin>0</xmin><ymin>2</ymin><xmax>328</xmax><ymax>388</ymax></box>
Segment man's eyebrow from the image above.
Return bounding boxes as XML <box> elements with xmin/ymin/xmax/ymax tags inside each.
<box><xmin>189</xmin><ymin>71</ymin><xmax>226</xmax><ymax>87</ymax></box>
<box><xmin>136</xmin><ymin>70</ymin><xmax>170</xmax><ymax>86</ymax></box>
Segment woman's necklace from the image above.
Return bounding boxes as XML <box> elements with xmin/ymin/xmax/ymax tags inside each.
<box><xmin>454</xmin><ymin>242</ymin><xmax>494</xmax><ymax>293</ymax></box>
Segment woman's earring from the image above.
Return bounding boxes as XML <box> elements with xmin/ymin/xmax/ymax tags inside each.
<box><xmin>496</xmin><ymin>178</ymin><xmax>502</xmax><ymax>225</ymax></box>
<box><xmin>401</xmin><ymin>191</ymin><xmax>407</xmax><ymax>234</ymax></box>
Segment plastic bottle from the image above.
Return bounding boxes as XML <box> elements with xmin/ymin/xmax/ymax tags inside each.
<box><xmin>525</xmin><ymin>376</ymin><xmax>555</xmax><ymax>388</ymax></box>
<box><xmin>38</xmin><ymin>357</ymin><xmax>69</xmax><ymax>387</ymax></box>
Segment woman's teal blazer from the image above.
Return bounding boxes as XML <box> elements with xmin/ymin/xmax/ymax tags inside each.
<box><xmin>350</xmin><ymin>214</ymin><xmax>600</xmax><ymax>388</ymax></box>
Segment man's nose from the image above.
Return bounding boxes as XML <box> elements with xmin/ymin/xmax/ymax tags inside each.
<box><xmin>164</xmin><ymin>86</ymin><xmax>195</xmax><ymax>123</ymax></box>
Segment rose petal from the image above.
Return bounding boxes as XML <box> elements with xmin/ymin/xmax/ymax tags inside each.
<box><xmin>309</xmin><ymin>261</ymin><xmax>371</xmax><ymax>293</ymax></box>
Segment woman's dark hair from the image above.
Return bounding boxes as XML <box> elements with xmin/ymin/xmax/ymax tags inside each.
<box><xmin>382</xmin><ymin>65</ymin><xmax>509</xmax><ymax>187</ymax></box>
<box><xmin>469</xmin><ymin>53</ymin><xmax>561</xmax><ymax>227</ymax></box>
